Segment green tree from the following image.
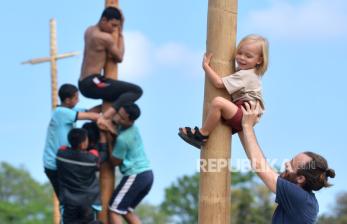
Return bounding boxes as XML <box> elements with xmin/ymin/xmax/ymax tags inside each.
<box><xmin>161</xmin><ymin>173</ymin><xmax>199</xmax><ymax>224</ymax></box>
<box><xmin>136</xmin><ymin>202</ymin><xmax>171</xmax><ymax>224</ymax></box>
<box><xmin>317</xmin><ymin>192</ymin><xmax>347</xmax><ymax>224</ymax></box>
<box><xmin>231</xmin><ymin>173</ymin><xmax>275</xmax><ymax>224</ymax></box>
<box><xmin>161</xmin><ymin>171</ymin><xmax>275</xmax><ymax>224</ymax></box>
<box><xmin>0</xmin><ymin>162</ymin><xmax>52</xmax><ymax>224</ymax></box>
<box><xmin>251</xmin><ymin>185</ymin><xmax>274</xmax><ymax>223</ymax></box>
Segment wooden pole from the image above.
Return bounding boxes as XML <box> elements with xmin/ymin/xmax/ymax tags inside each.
<box><xmin>104</xmin><ymin>0</ymin><xmax>120</xmax><ymax>80</ymax></box>
<box><xmin>50</xmin><ymin>19</ymin><xmax>59</xmax><ymax>110</ymax></box>
<box><xmin>199</xmin><ymin>1</ymin><xmax>238</xmax><ymax>224</ymax></box>
<box><xmin>98</xmin><ymin>1</ymin><xmax>119</xmax><ymax>223</ymax></box>
<box><xmin>49</xmin><ymin>18</ymin><xmax>60</xmax><ymax>224</ymax></box>
<box><xmin>22</xmin><ymin>18</ymin><xmax>79</xmax><ymax>224</ymax></box>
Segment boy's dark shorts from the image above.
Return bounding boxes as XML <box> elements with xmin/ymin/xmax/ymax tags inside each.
<box><xmin>78</xmin><ymin>74</ymin><xmax>108</xmax><ymax>100</ymax></box>
<box><xmin>109</xmin><ymin>170</ymin><xmax>153</xmax><ymax>215</ymax></box>
<box><xmin>223</xmin><ymin>101</ymin><xmax>244</xmax><ymax>134</ymax></box>
<box><xmin>61</xmin><ymin>204</ymin><xmax>98</xmax><ymax>224</ymax></box>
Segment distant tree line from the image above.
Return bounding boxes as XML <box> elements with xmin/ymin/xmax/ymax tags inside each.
<box><xmin>0</xmin><ymin>162</ymin><xmax>345</xmax><ymax>224</ymax></box>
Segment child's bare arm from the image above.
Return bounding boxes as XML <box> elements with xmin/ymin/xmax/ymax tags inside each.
<box><xmin>203</xmin><ymin>53</ymin><xmax>225</xmax><ymax>89</ymax></box>
<box><xmin>106</xmin><ymin>30</ymin><xmax>124</xmax><ymax>63</ymax></box>
<box><xmin>107</xmin><ymin>10</ymin><xmax>125</xmax><ymax>63</ymax></box>
<box><xmin>77</xmin><ymin>112</ymin><xmax>100</xmax><ymax>121</ymax></box>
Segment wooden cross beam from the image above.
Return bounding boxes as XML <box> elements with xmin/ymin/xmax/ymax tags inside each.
<box><xmin>22</xmin><ymin>18</ymin><xmax>79</xmax><ymax>109</ymax></box>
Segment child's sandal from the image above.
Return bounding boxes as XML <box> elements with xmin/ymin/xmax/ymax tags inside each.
<box><xmin>178</xmin><ymin>126</ymin><xmax>209</xmax><ymax>149</ymax></box>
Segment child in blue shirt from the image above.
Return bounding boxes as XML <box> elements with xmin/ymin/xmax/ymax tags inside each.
<box><xmin>107</xmin><ymin>103</ymin><xmax>153</xmax><ymax>224</ymax></box>
<box><xmin>43</xmin><ymin>83</ymin><xmax>100</xmax><ymax>198</ymax></box>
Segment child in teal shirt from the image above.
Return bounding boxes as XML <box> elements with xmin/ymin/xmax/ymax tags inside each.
<box><xmin>107</xmin><ymin>103</ymin><xmax>153</xmax><ymax>224</ymax></box>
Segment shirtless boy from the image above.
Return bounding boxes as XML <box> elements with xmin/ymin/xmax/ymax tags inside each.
<box><xmin>79</xmin><ymin>7</ymin><xmax>142</xmax><ymax>133</ymax></box>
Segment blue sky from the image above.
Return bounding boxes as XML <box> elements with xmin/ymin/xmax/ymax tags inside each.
<box><xmin>1</xmin><ymin>0</ymin><xmax>346</xmax><ymax>216</ymax></box>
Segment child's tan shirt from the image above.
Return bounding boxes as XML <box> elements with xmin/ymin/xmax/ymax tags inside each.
<box><xmin>222</xmin><ymin>68</ymin><xmax>265</xmax><ymax>110</ymax></box>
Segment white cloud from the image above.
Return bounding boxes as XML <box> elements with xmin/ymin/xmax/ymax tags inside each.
<box><xmin>119</xmin><ymin>31</ymin><xmax>202</xmax><ymax>80</ymax></box>
<box><xmin>154</xmin><ymin>42</ymin><xmax>202</xmax><ymax>76</ymax></box>
<box><xmin>245</xmin><ymin>0</ymin><xmax>347</xmax><ymax>40</ymax></box>
<box><xmin>119</xmin><ymin>31</ymin><xmax>153</xmax><ymax>80</ymax></box>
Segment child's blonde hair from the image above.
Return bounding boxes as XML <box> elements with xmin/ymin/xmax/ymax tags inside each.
<box><xmin>237</xmin><ymin>34</ymin><xmax>269</xmax><ymax>76</ymax></box>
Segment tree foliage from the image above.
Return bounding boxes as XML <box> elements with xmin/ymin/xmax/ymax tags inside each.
<box><xmin>136</xmin><ymin>202</ymin><xmax>171</xmax><ymax>224</ymax></box>
<box><xmin>0</xmin><ymin>162</ymin><xmax>52</xmax><ymax>224</ymax></box>
<box><xmin>161</xmin><ymin>171</ymin><xmax>275</xmax><ymax>224</ymax></box>
<box><xmin>161</xmin><ymin>173</ymin><xmax>200</xmax><ymax>224</ymax></box>
<box><xmin>317</xmin><ymin>192</ymin><xmax>347</xmax><ymax>224</ymax></box>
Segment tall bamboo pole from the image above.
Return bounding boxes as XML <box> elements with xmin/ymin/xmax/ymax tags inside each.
<box><xmin>22</xmin><ymin>18</ymin><xmax>79</xmax><ymax>224</ymax></box>
<box><xmin>199</xmin><ymin>1</ymin><xmax>238</xmax><ymax>224</ymax></box>
<box><xmin>49</xmin><ymin>19</ymin><xmax>60</xmax><ymax>224</ymax></box>
<box><xmin>98</xmin><ymin>1</ymin><xmax>119</xmax><ymax>223</ymax></box>
<box><xmin>50</xmin><ymin>19</ymin><xmax>59</xmax><ymax>110</ymax></box>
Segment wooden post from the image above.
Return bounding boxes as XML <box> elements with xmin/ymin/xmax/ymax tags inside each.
<box><xmin>50</xmin><ymin>19</ymin><xmax>59</xmax><ymax>110</ymax></box>
<box><xmin>199</xmin><ymin>1</ymin><xmax>238</xmax><ymax>224</ymax></box>
<box><xmin>98</xmin><ymin>1</ymin><xmax>119</xmax><ymax>223</ymax></box>
<box><xmin>22</xmin><ymin>18</ymin><xmax>78</xmax><ymax>224</ymax></box>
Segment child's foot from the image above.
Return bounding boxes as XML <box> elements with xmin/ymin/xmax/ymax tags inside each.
<box><xmin>97</xmin><ymin>116</ymin><xmax>116</xmax><ymax>135</ymax></box>
<box><xmin>178</xmin><ymin>127</ymin><xmax>209</xmax><ymax>149</ymax></box>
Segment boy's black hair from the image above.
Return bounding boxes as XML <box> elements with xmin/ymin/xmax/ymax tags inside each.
<box><xmin>68</xmin><ymin>128</ymin><xmax>88</xmax><ymax>149</ymax></box>
<box><xmin>82</xmin><ymin>122</ymin><xmax>100</xmax><ymax>148</ymax></box>
<box><xmin>58</xmin><ymin>84</ymin><xmax>78</xmax><ymax>102</ymax></box>
<box><xmin>123</xmin><ymin>103</ymin><xmax>141</xmax><ymax>121</ymax></box>
<box><xmin>101</xmin><ymin>7</ymin><xmax>122</xmax><ymax>21</ymax></box>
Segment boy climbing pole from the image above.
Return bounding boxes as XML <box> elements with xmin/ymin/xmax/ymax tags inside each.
<box><xmin>78</xmin><ymin>7</ymin><xmax>142</xmax><ymax>134</ymax></box>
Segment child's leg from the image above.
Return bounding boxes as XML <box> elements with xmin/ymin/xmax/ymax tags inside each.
<box><xmin>79</xmin><ymin>75</ymin><xmax>143</xmax><ymax>106</ymax></box>
<box><xmin>200</xmin><ymin>96</ymin><xmax>239</xmax><ymax>135</ymax></box>
<box><xmin>178</xmin><ymin>97</ymin><xmax>239</xmax><ymax>149</ymax></box>
<box><xmin>97</xmin><ymin>80</ymin><xmax>142</xmax><ymax>134</ymax></box>
<box><xmin>124</xmin><ymin>212</ymin><xmax>141</xmax><ymax>224</ymax></box>
<box><xmin>44</xmin><ymin>168</ymin><xmax>59</xmax><ymax>198</ymax></box>
<box><xmin>109</xmin><ymin>173</ymin><xmax>146</xmax><ymax>224</ymax></box>
<box><xmin>62</xmin><ymin>204</ymin><xmax>80</xmax><ymax>224</ymax></box>
<box><xmin>82</xmin><ymin>205</ymin><xmax>97</xmax><ymax>223</ymax></box>
<box><xmin>108</xmin><ymin>79</ymin><xmax>143</xmax><ymax>112</ymax></box>
<box><xmin>100</xmin><ymin>79</ymin><xmax>142</xmax><ymax>117</ymax></box>
<box><xmin>109</xmin><ymin>211</ymin><xmax>124</xmax><ymax>224</ymax></box>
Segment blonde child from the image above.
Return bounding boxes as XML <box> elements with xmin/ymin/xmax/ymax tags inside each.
<box><xmin>178</xmin><ymin>34</ymin><xmax>269</xmax><ymax>149</ymax></box>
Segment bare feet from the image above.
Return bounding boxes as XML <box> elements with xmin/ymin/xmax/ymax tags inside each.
<box><xmin>97</xmin><ymin>116</ymin><xmax>116</xmax><ymax>135</ymax></box>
